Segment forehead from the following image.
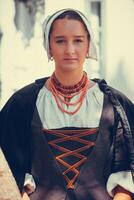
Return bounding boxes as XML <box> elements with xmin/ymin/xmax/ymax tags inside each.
<box><xmin>50</xmin><ymin>18</ymin><xmax>88</xmax><ymax>36</ymax></box>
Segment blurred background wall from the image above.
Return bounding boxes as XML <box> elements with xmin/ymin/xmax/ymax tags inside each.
<box><xmin>0</xmin><ymin>0</ymin><xmax>134</xmax><ymax>109</ymax></box>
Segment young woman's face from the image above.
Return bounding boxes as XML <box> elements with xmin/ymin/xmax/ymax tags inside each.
<box><xmin>49</xmin><ymin>18</ymin><xmax>89</xmax><ymax>73</ymax></box>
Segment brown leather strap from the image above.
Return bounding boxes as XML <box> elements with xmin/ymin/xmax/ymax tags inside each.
<box><xmin>43</xmin><ymin>128</ymin><xmax>98</xmax><ymax>189</ymax></box>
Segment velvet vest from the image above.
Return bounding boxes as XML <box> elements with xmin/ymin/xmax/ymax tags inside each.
<box><xmin>29</xmin><ymin>95</ymin><xmax>114</xmax><ymax>200</ymax></box>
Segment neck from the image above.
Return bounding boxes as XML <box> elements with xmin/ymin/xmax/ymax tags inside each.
<box><xmin>54</xmin><ymin>69</ymin><xmax>84</xmax><ymax>86</ymax></box>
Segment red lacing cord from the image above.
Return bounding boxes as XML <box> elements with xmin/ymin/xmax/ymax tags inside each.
<box><xmin>43</xmin><ymin>128</ymin><xmax>98</xmax><ymax>189</ymax></box>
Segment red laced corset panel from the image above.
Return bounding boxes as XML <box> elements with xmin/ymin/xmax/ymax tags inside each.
<box><xmin>42</xmin><ymin>127</ymin><xmax>98</xmax><ymax>189</ymax></box>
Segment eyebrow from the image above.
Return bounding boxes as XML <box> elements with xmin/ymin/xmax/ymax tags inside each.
<box><xmin>54</xmin><ymin>35</ymin><xmax>85</xmax><ymax>39</ymax></box>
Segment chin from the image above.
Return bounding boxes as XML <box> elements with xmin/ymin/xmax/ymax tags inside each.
<box><xmin>61</xmin><ymin>64</ymin><xmax>79</xmax><ymax>71</ymax></box>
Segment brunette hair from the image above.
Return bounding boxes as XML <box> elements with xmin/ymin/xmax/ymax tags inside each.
<box><xmin>49</xmin><ymin>10</ymin><xmax>90</xmax><ymax>41</ymax></box>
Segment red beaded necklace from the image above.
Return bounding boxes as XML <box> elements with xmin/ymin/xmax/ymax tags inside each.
<box><xmin>49</xmin><ymin>72</ymin><xmax>89</xmax><ymax>115</ymax></box>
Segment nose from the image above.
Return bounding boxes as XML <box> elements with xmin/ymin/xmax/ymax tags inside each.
<box><xmin>65</xmin><ymin>42</ymin><xmax>75</xmax><ymax>55</ymax></box>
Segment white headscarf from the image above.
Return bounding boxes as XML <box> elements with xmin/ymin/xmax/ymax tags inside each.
<box><xmin>42</xmin><ymin>8</ymin><xmax>97</xmax><ymax>61</ymax></box>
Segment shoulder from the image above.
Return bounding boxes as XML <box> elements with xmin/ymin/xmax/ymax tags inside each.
<box><xmin>109</xmin><ymin>86</ymin><xmax>133</xmax><ymax>107</ymax></box>
<box><xmin>93</xmin><ymin>78</ymin><xmax>134</xmax><ymax>107</ymax></box>
<box><xmin>94</xmin><ymin>79</ymin><xmax>134</xmax><ymax>133</ymax></box>
<box><xmin>94</xmin><ymin>79</ymin><xmax>134</xmax><ymax>125</ymax></box>
<box><xmin>13</xmin><ymin>77</ymin><xmax>48</xmax><ymax>98</ymax></box>
<box><xmin>1</xmin><ymin>77</ymin><xmax>49</xmax><ymax>112</ymax></box>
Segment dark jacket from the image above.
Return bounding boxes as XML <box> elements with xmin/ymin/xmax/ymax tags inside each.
<box><xmin>0</xmin><ymin>78</ymin><xmax>134</xmax><ymax>199</ymax></box>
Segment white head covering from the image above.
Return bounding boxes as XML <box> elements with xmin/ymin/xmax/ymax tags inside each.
<box><xmin>42</xmin><ymin>8</ymin><xmax>97</xmax><ymax>60</ymax></box>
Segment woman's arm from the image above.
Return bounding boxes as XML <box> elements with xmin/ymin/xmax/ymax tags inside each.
<box><xmin>113</xmin><ymin>185</ymin><xmax>132</xmax><ymax>200</ymax></box>
<box><xmin>22</xmin><ymin>192</ymin><xmax>30</xmax><ymax>200</ymax></box>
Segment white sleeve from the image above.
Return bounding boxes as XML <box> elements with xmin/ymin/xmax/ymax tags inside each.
<box><xmin>106</xmin><ymin>171</ymin><xmax>134</xmax><ymax>197</ymax></box>
<box><xmin>23</xmin><ymin>173</ymin><xmax>36</xmax><ymax>195</ymax></box>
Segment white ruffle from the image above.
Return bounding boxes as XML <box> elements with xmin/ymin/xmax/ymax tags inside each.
<box><xmin>107</xmin><ymin>171</ymin><xmax>134</xmax><ymax>197</ymax></box>
<box><xmin>24</xmin><ymin>173</ymin><xmax>36</xmax><ymax>195</ymax></box>
<box><xmin>24</xmin><ymin>171</ymin><xmax>134</xmax><ymax>196</ymax></box>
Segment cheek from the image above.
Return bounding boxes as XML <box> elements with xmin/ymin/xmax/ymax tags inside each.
<box><xmin>80</xmin><ymin>41</ymin><xmax>89</xmax><ymax>55</ymax></box>
<box><xmin>50</xmin><ymin>44</ymin><xmax>61</xmax><ymax>56</ymax></box>
<box><xmin>52</xmin><ymin>49</ymin><xmax>62</xmax><ymax>58</ymax></box>
<box><xmin>49</xmin><ymin>40</ymin><xmax>56</xmax><ymax>55</ymax></box>
<box><xmin>81</xmin><ymin>46</ymin><xmax>89</xmax><ymax>56</ymax></box>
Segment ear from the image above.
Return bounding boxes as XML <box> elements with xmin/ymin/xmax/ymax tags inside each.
<box><xmin>86</xmin><ymin>52</ymin><xmax>90</xmax><ymax>59</ymax></box>
<box><xmin>49</xmin><ymin>47</ymin><xmax>53</xmax><ymax>61</ymax></box>
<box><xmin>49</xmin><ymin>45</ymin><xmax>53</xmax><ymax>57</ymax></box>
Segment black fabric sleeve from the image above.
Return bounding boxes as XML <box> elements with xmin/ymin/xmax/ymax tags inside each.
<box><xmin>0</xmin><ymin>91</ymin><xmax>33</xmax><ymax>191</ymax></box>
<box><xmin>110</xmin><ymin>88</ymin><xmax>134</xmax><ymax>178</ymax></box>
<box><xmin>0</xmin><ymin>79</ymin><xmax>46</xmax><ymax>192</ymax></box>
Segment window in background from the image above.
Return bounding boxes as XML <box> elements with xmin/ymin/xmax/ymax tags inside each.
<box><xmin>85</xmin><ymin>0</ymin><xmax>105</xmax><ymax>79</ymax></box>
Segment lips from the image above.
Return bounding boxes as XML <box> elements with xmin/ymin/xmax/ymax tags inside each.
<box><xmin>64</xmin><ymin>58</ymin><xmax>77</xmax><ymax>61</ymax></box>
<box><xmin>63</xmin><ymin>58</ymin><xmax>78</xmax><ymax>63</ymax></box>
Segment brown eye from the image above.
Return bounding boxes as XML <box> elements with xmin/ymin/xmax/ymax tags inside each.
<box><xmin>74</xmin><ymin>39</ymin><xmax>83</xmax><ymax>43</ymax></box>
<box><xmin>56</xmin><ymin>40</ymin><xmax>65</xmax><ymax>43</ymax></box>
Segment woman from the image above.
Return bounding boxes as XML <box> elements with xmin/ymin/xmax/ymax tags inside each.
<box><xmin>0</xmin><ymin>8</ymin><xmax>134</xmax><ymax>200</ymax></box>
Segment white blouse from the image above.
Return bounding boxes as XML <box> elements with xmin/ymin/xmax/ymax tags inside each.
<box><xmin>36</xmin><ymin>82</ymin><xmax>103</xmax><ymax>129</ymax></box>
<box><xmin>24</xmin><ymin>83</ymin><xmax>134</xmax><ymax>196</ymax></box>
